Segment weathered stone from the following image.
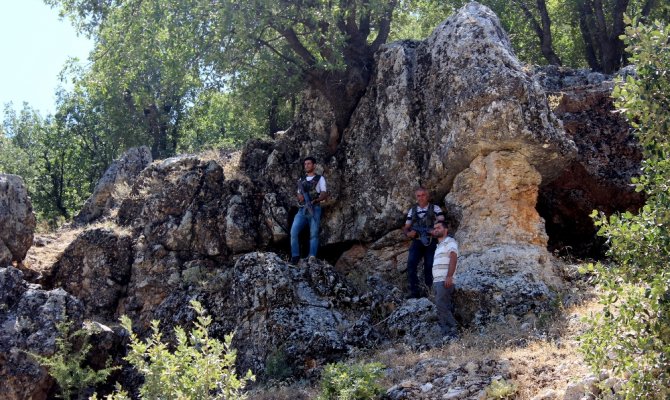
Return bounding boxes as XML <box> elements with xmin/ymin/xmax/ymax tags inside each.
<box><xmin>0</xmin><ymin>267</ymin><xmax>84</xmax><ymax>400</ymax></box>
<box><xmin>445</xmin><ymin>151</ymin><xmax>562</xmax><ymax>325</ymax></box>
<box><xmin>385</xmin><ymin>298</ymin><xmax>443</xmax><ymax>349</ymax></box>
<box><xmin>76</xmin><ymin>146</ymin><xmax>152</xmax><ymax>224</ymax></box>
<box><xmin>0</xmin><ymin>174</ymin><xmax>36</xmax><ymax>266</ymax></box>
<box><xmin>45</xmin><ymin>227</ymin><xmax>133</xmax><ymax>320</ymax></box>
<box><xmin>535</xmin><ymin>66</ymin><xmax>644</xmax><ymax>257</ymax></box>
<box><xmin>200</xmin><ymin>252</ymin><xmax>374</xmax><ymax>378</ymax></box>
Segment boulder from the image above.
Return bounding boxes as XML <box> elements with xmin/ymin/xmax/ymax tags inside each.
<box><xmin>75</xmin><ymin>146</ymin><xmax>152</xmax><ymax>224</ymax></box>
<box><xmin>0</xmin><ymin>267</ymin><xmax>84</xmax><ymax>400</ymax></box>
<box><xmin>45</xmin><ymin>227</ymin><xmax>133</xmax><ymax>321</ymax></box>
<box><xmin>0</xmin><ymin>174</ymin><xmax>36</xmax><ymax>266</ymax></box>
<box><xmin>133</xmin><ymin>252</ymin><xmax>381</xmax><ymax>379</ymax></box>
<box><xmin>385</xmin><ymin>298</ymin><xmax>444</xmax><ymax>349</ymax></box>
<box><xmin>330</xmin><ymin>2</ymin><xmax>575</xmax><ymax>243</ymax></box>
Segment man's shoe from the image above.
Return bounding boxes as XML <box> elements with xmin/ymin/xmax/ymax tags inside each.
<box><xmin>290</xmin><ymin>256</ymin><xmax>300</xmax><ymax>265</ymax></box>
<box><xmin>308</xmin><ymin>255</ymin><xmax>317</xmax><ymax>262</ymax></box>
<box><xmin>405</xmin><ymin>293</ymin><xmax>419</xmax><ymax>300</ymax></box>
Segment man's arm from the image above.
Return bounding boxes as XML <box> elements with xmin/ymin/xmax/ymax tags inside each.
<box><xmin>403</xmin><ymin>222</ymin><xmax>417</xmax><ymax>238</ymax></box>
<box><xmin>444</xmin><ymin>252</ymin><xmax>457</xmax><ymax>288</ymax></box>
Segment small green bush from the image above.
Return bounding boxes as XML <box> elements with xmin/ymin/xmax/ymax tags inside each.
<box><xmin>29</xmin><ymin>319</ymin><xmax>117</xmax><ymax>400</ymax></box>
<box><xmin>119</xmin><ymin>300</ymin><xmax>255</xmax><ymax>399</ymax></box>
<box><xmin>484</xmin><ymin>378</ymin><xmax>517</xmax><ymax>399</ymax></box>
<box><xmin>317</xmin><ymin>361</ymin><xmax>385</xmax><ymax>400</ymax></box>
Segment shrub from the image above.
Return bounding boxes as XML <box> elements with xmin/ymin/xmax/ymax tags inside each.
<box><xmin>119</xmin><ymin>299</ymin><xmax>255</xmax><ymax>399</ymax></box>
<box><xmin>484</xmin><ymin>378</ymin><xmax>517</xmax><ymax>399</ymax></box>
<box><xmin>580</xmin><ymin>17</ymin><xmax>670</xmax><ymax>399</ymax></box>
<box><xmin>29</xmin><ymin>319</ymin><xmax>117</xmax><ymax>400</ymax></box>
<box><xmin>317</xmin><ymin>361</ymin><xmax>385</xmax><ymax>400</ymax></box>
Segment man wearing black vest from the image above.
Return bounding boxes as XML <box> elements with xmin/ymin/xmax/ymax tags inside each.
<box><xmin>402</xmin><ymin>187</ymin><xmax>444</xmax><ymax>298</ymax></box>
<box><xmin>290</xmin><ymin>156</ymin><xmax>328</xmax><ymax>264</ymax></box>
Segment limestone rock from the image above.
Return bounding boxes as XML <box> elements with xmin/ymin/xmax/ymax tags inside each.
<box><xmin>203</xmin><ymin>253</ymin><xmax>372</xmax><ymax>377</ymax></box>
<box><xmin>75</xmin><ymin>146</ymin><xmax>152</xmax><ymax>224</ymax></box>
<box><xmin>0</xmin><ymin>174</ymin><xmax>36</xmax><ymax>266</ymax></box>
<box><xmin>45</xmin><ymin>227</ymin><xmax>133</xmax><ymax>320</ymax></box>
<box><xmin>332</xmin><ymin>2</ymin><xmax>575</xmax><ymax>243</ymax></box>
<box><xmin>444</xmin><ymin>151</ymin><xmax>562</xmax><ymax>325</ymax></box>
<box><xmin>0</xmin><ymin>266</ymin><xmax>84</xmax><ymax>400</ymax></box>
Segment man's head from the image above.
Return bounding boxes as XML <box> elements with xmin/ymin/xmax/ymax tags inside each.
<box><xmin>414</xmin><ymin>187</ymin><xmax>430</xmax><ymax>207</ymax></box>
<box><xmin>303</xmin><ymin>156</ymin><xmax>317</xmax><ymax>173</ymax></box>
<box><xmin>433</xmin><ymin>221</ymin><xmax>449</xmax><ymax>239</ymax></box>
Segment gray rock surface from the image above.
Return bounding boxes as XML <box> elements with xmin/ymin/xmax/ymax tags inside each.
<box><xmin>0</xmin><ymin>174</ymin><xmax>36</xmax><ymax>266</ymax></box>
<box><xmin>385</xmin><ymin>298</ymin><xmax>444</xmax><ymax>349</ymax></box>
<box><xmin>45</xmin><ymin>227</ymin><xmax>133</xmax><ymax>321</ymax></box>
<box><xmin>0</xmin><ymin>267</ymin><xmax>84</xmax><ymax>400</ymax></box>
<box><xmin>75</xmin><ymin>146</ymin><xmax>152</xmax><ymax>224</ymax></box>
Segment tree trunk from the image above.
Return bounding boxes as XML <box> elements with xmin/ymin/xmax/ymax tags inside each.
<box><xmin>576</xmin><ymin>0</ymin><xmax>629</xmax><ymax>73</ymax></box>
<box><xmin>517</xmin><ymin>0</ymin><xmax>562</xmax><ymax>65</ymax></box>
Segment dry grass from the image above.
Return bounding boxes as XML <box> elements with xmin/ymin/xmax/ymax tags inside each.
<box><xmin>370</xmin><ymin>298</ymin><xmax>604</xmax><ymax>399</ymax></box>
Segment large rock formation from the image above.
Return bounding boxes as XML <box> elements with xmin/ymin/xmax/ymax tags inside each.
<box><xmin>0</xmin><ymin>174</ymin><xmax>36</xmax><ymax>266</ymax></box>
<box><xmin>8</xmin><ymin>2</ymin><xmax>648</xmax><ymax>396</ymax></box>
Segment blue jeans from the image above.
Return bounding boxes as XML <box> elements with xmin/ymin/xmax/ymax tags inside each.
<box><xmin>290</xmin><ymin>205</ymin><xmax>322</xmax><ymax>257</ymax></box>
<box><xmin>407</xmin><ymin>239</ymin><xmax>436</xmax><ymax>297</ymax></box>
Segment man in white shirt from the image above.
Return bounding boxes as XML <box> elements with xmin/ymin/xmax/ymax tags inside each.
<box><xmin>431</xmin><ymin>220</ymin><xmax>459</xmax><ymax>339</ymax></box>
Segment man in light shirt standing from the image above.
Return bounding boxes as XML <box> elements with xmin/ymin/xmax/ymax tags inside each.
<box><xmin>431</xmin><ymin>221</ymin><xmax>459</xmax><ymax>340</ymax></box>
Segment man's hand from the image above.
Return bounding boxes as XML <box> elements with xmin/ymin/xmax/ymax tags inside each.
<box><xmin>406</xmin><ymin>230</ymin><xmax>417</xmax><ymax>239</ymax></box>
<box><xmin>297</xmin><ymin>193</ymin><xmax>305</xmax><ymax>203</ymax></box>
<box><xmin>444</xmin><ymin>276</ymin><xmax>454</xmax><ymax>288</ymax></box>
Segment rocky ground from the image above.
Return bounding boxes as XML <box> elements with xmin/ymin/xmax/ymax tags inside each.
<box><xmin>19</xmin><ymin>226</ymin><xmax>608</xmax><ymax>400</ymax></box>
<box><xmin>248</xmin><ymin>264</ymin><xmax>604</xmax><ymax>400</ymax></box>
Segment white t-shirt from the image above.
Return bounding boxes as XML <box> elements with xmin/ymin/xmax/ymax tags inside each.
<box><xmin>432</xmin><ymin>237</ymin><xmax>459</xmax><ymax>282</ymax></box>
<box><xmin>406</xmin><ymin>204</ymin><xmax>443</xmax><ymax>222</ymax></box>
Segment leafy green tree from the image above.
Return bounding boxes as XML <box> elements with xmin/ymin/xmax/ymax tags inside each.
<box><xmin>48</xmin><ymin>0</ymin><xmax>397</xmax><ymax>152</ymax></box>
<box><xmin>1</xmin><ymin>104</ymin><xmax>93</xmax><ymax>222</ymax></box>
<box><xmin>580</xmin><ymin>18</ymin><xmax>670</xmax><ymax>397</ymax></box>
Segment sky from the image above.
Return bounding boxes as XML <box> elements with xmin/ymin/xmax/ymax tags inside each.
<box><xmin>0</xmin><ymin>0</ymin><xmax>93</xmax><ymax>119</ymax></box>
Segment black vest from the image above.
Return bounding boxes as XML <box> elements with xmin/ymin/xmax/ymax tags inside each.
<box><xmin>300</xmin><ymin>175</ymin><xmax>321</xmax><ymax>201</ymax></box>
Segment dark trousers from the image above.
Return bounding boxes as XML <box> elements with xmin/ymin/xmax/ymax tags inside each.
<box><xmin>406</xmin><ymin>239</ymin><xmax>436</xmax><ymax>297</ymax></box>
<box><xmin>433</xmin><ymin>282</ymin><xmax>458</xmax><ymax>336</ymax></box>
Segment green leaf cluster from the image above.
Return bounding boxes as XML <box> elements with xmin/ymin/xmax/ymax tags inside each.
<box><xmin>116</xmin><ymin>300</ymin><xmax>255</xmax><ymax>399</ymax></box>
<box><xmin>1</xmin><ymin>103</ymin><xmax>101</xmax><ymax>224</ymax></box>
<box><xmin>29</xmin><ymin>319</ymin><xmax>118</xmax><ymax>400</ymax></box>
<box><xmin>317</xmin><ymin>361</ymin><xmax>385</xmax><ymax>400</ymax></box>
<box><xmin>580</xmin><ymin>18</ymin><xmax>670</xmax><ymax>398</ymax></box>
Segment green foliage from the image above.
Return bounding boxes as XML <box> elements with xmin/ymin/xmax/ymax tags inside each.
<box><xmin>580</xmin><ymin>18</ymin><xmax>670</xmax><ymax>399</ymax></box>
<box><xmin>317</xmin><ymin>361</ymin><xmax>385</xmax><ymax>400</ymax></box>
<box><xmin>118</xmin><ymin>300</ymin><xmax>255</xmax><ymax>399</ymax></box>
<box><xmin>1</xmin><ymin>103</ymin><xmax>97</xmax><ymax>224</ymax></box>
<box><xmin>484</xmin><ymin>378</ymin><xmax>517</xmax><ymax>399</ymax></box>
<box><xmin>264</xmin><ymin>347</ymin><xmax>294</xmax><ymax>382</ymax></box>
<box><xmin>29</xmin><ymin>319</ymin><xmax>118</xmax><ymax>400</ymax></box>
